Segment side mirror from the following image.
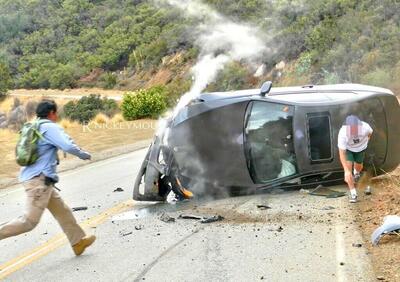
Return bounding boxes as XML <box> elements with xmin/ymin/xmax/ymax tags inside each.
<box><xmin>260</xmin><ymin>81</ymin><xmax>272</xmax><ymax>97</ymax></box>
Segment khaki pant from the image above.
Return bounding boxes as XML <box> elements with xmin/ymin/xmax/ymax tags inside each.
<box><xmin>0</xmin><ymin>175</ymin><xmax>85</xmax><ymax>246</ymax></box>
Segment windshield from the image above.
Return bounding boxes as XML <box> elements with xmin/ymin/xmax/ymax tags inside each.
<box><xmin>244</xmin><ymin>101</ymin><xmax>297</xmax><ymax>184</ymax></box>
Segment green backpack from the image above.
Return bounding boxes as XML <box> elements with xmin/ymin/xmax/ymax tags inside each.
<box><xmin>15</xmin><ymin>119</ymin><xmax>49</xmax><ymax>166</ymax></box>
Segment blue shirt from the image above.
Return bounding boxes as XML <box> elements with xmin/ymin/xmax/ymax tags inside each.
<box><xmin>19</xmin><ymin>119</ymin><xmax>91</xmax><ymax>182</ymax></box>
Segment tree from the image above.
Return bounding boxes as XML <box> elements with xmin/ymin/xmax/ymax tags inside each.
<box><xmin>0</xmin><ymin>62</ymin><xmax>12</xmax><ymax>96</ymax></box>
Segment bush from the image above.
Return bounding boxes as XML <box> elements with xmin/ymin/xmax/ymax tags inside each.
<box><xmin>360</xmin><ymin>68</ymin><xmax>392</xmax><ymax>87</ymax></box>
<box><xmin>0</xmin><ymin>62</ymin><xmax>12</xmax><ymax>96</ymax></box>
<box><xmin>63</xmin><ymin>94</ymin><xmax>119</xmax><ymax>123</ymax></box>
<box><xmin>99</xmin><ymin>72</ymin><xmax>117</xmax><ymax>89</ymax></box>
<box><xmin>121</xmin><ymin>86</ymin><xmax>167</xmax><ymax>120</ymax></box>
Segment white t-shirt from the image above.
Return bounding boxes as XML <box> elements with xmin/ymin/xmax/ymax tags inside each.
<box><xmin>337</xmin><ymin>121</ymin><xmax>373</xmax><ymax>152</ymax></box>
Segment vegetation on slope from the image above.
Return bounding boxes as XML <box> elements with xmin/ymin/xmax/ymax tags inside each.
<box><xmin>0</xmin><ymin>0</ymin><xmax>398</xmax><ymax>94</ymax></box>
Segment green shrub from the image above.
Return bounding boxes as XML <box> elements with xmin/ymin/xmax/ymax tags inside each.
<box><xmin>121</xmin><ymin>86</ymin><xmax>167</xmax><ymax>120</ymax></box>
<box><xmin>49</xmin><ymin>64</ymin><xmax>77</xmax><ymax>89</ymax></box>
<box><xmin>102</xmin><ymin>97</ymin><xmax>119</xmax><ymax>117</ymax></box>
<box><xmin>0</xmin><ymin>61</ymin><xmax>12</xmax><ymax>96</ymax></box>
<box><xmin>63</xmin><ymin>94</ymin><xmax>119</xmax><ymax>123</ymax></box>
<box><xmin>360</xmin><ymin>68</ymin><xmax>392</xmax><ymax>87</ymax></box>
<box><xmin>165</xmin><ymin>77</ymin><xmax>192</xmax><ymax>107</ymax></box>
<box><xmin>99</xmin><ymin>72</ymin><xmax>117</xmax><ymax>89</ymax></box>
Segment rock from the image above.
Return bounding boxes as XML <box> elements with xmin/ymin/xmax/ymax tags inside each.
<box><xmin>113</xmin><ymin>187</ymin><xmax>124</xmax><ymax>192</ymax></box>
<box><xmin>8</xmin><ymin>105</ymin><xmax>26</xmax><ymax>130</ymax></box>
<box><xmin>0</xmin><ymin>121</ymin><xmax>7</xmax><ymax>129</ymax></box>
<box><xmin>376</xmin><ymin>276</ymin><xmax>385</xmax><ymax>280</ymax></box>
<box><xmin>159</xmin><ymin>212</ymin><xmax>175</xmax><ymax>223</ymax></box>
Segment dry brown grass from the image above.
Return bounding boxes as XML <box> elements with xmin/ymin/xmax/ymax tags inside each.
<box><xmin>111</xmin><ymin>113</ymin><xmax>125</xmax><ymax>123</ymax></box>
<box><xmin>93</xmin><ymin>113</ymin><xmax>109</xmax><ymax>124</ymax></box>
<box><xmin>59</xmin><ymin>119</ymin><xmax>79</xmax><ymax>129</ymax></box>
<box><xmin>0</xmin><ymin>97</ymin><xmax>15</xmax><ymax>113</ymax></box>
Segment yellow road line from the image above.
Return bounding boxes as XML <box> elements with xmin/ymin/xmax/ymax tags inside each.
<box><xmin>0</xmin><ymin>199</ymin><xmax>134</xmax><ymax>280</ymax></box>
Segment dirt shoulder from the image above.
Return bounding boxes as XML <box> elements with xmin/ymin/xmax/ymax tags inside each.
<box><xmin>354</xmin><ymin>167</ymin><xmax>400</xmax><ymax>281</ymax></box>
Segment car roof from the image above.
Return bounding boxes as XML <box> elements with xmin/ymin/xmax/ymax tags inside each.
<box><xmin>200</xmin><ymin>84</ymin><xmax>394</xmax><ymax>105</ymax></box>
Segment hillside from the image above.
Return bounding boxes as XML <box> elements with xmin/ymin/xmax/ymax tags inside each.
<box><xmin>0</xmin><ymin>0</ymin><xmax>399</xmax><ymax>96</ymax></box>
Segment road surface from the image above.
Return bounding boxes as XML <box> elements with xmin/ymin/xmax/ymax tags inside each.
<box><xmin>0</xmin><ymin>148</ymin><xmax>375</xmax><ymax>281</ymax></box>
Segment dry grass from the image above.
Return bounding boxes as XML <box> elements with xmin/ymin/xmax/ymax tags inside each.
<box><xmin>0</xmin><ymin>97</ymin><xmax>15</xmax><ymax>113</ymax></box>
<box><xmin>93</xmin><ymin>113</ymin><xmax>109</xmax><ymax>124</ymax></box>
<box><xmin>111</xmin><ymin>113</ymin><xmax>125</xmax><ymax>123</ymax></box>
<box><xmin>59</xmin><ymin>119</ymin><xmax>79</xmax><ymax>129</ymax></box>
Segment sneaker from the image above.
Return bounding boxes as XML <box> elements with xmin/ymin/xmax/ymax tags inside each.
<box><xmin>364</xmin><ymin>185</ymin><xmax>372</xmax><ymax>195</ymax></box>
<box><xmin>72</xmin><ymin>235</ymin><xmax>96</xmax><ymax>256</ymax></box>
<box><xmin>349</xmin><ymin>194</ymin><xmax>358</xmax><ymax>203</ymax></box>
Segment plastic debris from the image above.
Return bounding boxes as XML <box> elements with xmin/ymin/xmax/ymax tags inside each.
<box><xmin>72</xmin><ymin>206</ymin><xmax>88</xmax><ymax>212</ymax></box>
<box><xmin>257</xmin><ymin>205</ymin><xmax>271</xmax><ymax>210</ymax></box>
<box><xmin>200</xmin><ymin>215</ymin><xmax>224</xmax><ymax>224</ymax></box>
<box><xmin>178</xmin><ymin>214</ymin><xmax>203</xmax><ymax>220</ymax></box>
<box><xmin>309</xmin><ymin>185</ymin><xmax>346</xmax><ymax>198</ymax></box>
<box><xmin>178</xmin><ymin>214</ymin><xmax>224</xmax><ymax>223</ymax></box>
<box><xmin>371</xmin><ymin>215</ymin><xmax>400</xmax><ymax>245</ymax></box>
<box><xmin>159</xmin><ymin>212</ymin><xmax>176</xmax><ymax>223</ymax></box>
<box><xmin>120</xmin><ymin>230</ymin><xmax>133</xmax><ymax>237</ymax></box>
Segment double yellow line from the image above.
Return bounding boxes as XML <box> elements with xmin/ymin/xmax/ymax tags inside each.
<box><xmin>0</xmin><ymin>199</ymin><xmax>134</xmax><ymax>280</ymax></box>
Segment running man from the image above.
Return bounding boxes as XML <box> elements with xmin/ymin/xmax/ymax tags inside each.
<box><xmin>338</xmin><ymin>115</ymin><xmax>373</xmax><ymax>203</ymax></box>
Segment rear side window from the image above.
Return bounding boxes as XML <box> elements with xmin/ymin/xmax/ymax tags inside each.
<box><xmin>307</xmin><ymin>113</ymin><xmax>332</xmax><ymax>163</ymax></box>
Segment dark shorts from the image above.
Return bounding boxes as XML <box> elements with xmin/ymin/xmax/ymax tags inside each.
<box><xmin>346</xmin><ymin>150</ymin><xmax>365</xmax><ymax>164</ymax></box>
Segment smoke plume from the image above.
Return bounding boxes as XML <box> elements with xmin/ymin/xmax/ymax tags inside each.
<box><xmin>156</xmin><ymin>0</ymin><xmax>271</xmax><ymax>116</ymax></box>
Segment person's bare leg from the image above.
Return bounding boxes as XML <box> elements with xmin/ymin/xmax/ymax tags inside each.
<box><xmin>354</xmin><ymin>162</ymin><xmax>363</xmax><ymax>174</ymax></box>
<box><xmin>344</xmin><ymin>161</ymin><xmax>355</xmax><ymax>190</ymax></box>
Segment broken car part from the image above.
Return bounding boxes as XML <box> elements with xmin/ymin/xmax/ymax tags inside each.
<box><xmin>72</xmin><ymin>206</ymin><xmax>88</xmax><ymax>212</ymax></box>
<box><xmin>371</xmin><ymin>215</ymin><xmax>400</xmax><ymax>245</ymax></box>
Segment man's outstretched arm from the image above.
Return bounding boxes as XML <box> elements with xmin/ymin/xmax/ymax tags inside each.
<box><xmin>44</xmin><ymin>124</ymin><xmax>91</xmax><ymax>160</ymax></box>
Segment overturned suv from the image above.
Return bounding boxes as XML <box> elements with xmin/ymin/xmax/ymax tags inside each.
<box><xmin>133</xmin><ymin>83</ymin><xmax>400</xmax><ymax>201</ymax></box>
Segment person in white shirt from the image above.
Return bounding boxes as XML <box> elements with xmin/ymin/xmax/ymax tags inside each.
<box><xmin>338</xmin><ymin>115</ymin><xmax>373</xmax><ymax>203</ymax></box>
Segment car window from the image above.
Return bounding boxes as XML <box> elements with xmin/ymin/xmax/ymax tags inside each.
<box><xmin>307</xmin><ymin>113</ymin><xmax>333</xmax><ymax>163</ymax></box>
<box><xmin>245</xmin><ymin>101</ymin><xmax>297</xmax><ymax>183</ymax></box>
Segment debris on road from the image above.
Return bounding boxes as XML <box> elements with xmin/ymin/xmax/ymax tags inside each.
<box><xmin>200</xmin><ymin>215</ymin><xmax>224</xmax><ymax>224</ymax></box>
<box><xmin>179</xmin><ymin>214</ymin><xmax>203</xmax><ymax>220</ymax></box>
<box><xmin>72</xmin><ymin>206</ymin><xmax>88</xmax><ymax>212</ymax></box>
<box><xmin>352</xmin><ymin>243</ymin><xmax>363</xmax><ymax>248</ymax></box>
<box><xmin>371</xmin><ymin>215</ymin><xmax>400</xmax><ymax>245</ymax></box>
<box><xmin>376</xmin><ymin>276</ymin><xmax>386</xmax><ymax>281</ymax></box>
<box><xmin>178</xmin><ymin>214</ymin><xmax>224</xmax><ymax>223</ymax></box>
<box><xmin>119</xmin><ymin>230</ymin><xmax>133</xmax><ymax>237</ymax></box>
<box><xmin>135</xmin><ymin>225</ymin><xmax>143</xmax><ymax>231</ymax></box>
<box><xmin>113</xmin><ymin>187</ymin><xmax>124</xmax><ymax>192</ymax></box>
<box><xmin>308</xmin><ymin>185</ymin><xmax>346</xmax><ymax>198</ymax></box>
<box><xmin>159</xmin><ymin>212</ymin><xmax>176</xmax><ymax>223</ymax></box>
<box><xmin>268</xmin><ymin>226</ymin><xmax>284</xmax><ymax>232</ymax></box>
<box><xmin>256</xmin><ymin>204</ymin><xmax>271</xmax><ymax>210</ymax></box>
<box><xmin>321</xmin><ymin>206</ymin><xmax>336</xmax><ymax>210</ymax></box>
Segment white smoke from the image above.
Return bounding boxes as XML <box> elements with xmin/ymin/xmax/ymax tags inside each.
<box><xmin>156</xmin><ymin>0</ymin><xmax>270</xmax><ymax>117</ymax></box>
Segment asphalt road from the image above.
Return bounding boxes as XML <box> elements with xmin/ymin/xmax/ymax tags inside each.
<box><xmin>0</xmin><ymin>148</ymin><xmax>375</xmax><ymax>281</ymax></box>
